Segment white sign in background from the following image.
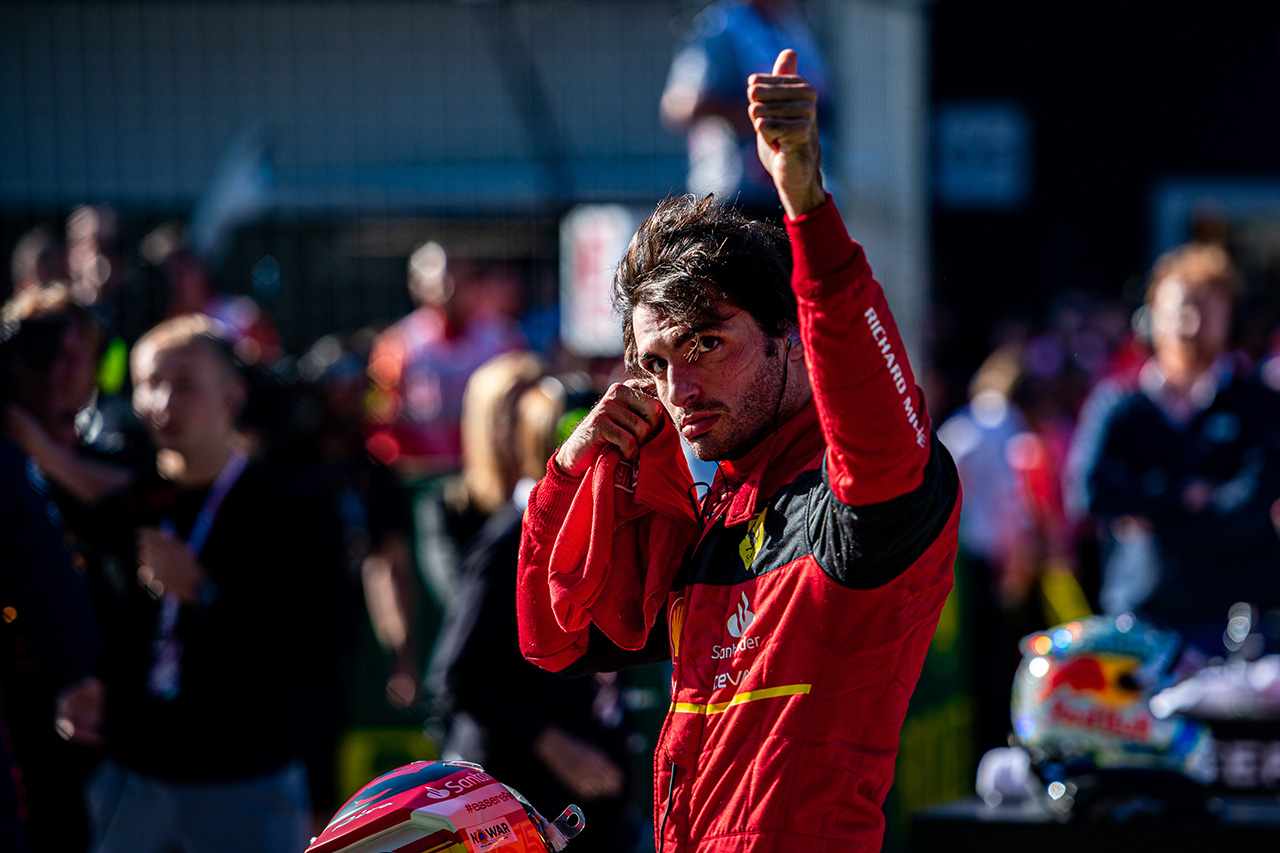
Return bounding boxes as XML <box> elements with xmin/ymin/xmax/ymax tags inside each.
<box><xmin>560</xmin><ymin>205</ymin><xmax>643</xmax><ymax>357</ymax></box>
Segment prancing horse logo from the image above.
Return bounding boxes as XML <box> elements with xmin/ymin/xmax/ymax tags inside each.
<box><xmin>738</xmin><ymin>509</ymin><xmax>768</xmax><ymax>568</ymax></box>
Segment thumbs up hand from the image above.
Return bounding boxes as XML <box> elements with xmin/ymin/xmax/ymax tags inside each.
<box><xmin>748</xmin><ymin>49</ymin><xmax>825</xmax><ymax>218</ymax></box>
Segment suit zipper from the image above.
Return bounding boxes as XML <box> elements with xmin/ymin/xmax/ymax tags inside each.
<box><xmin>656</xmin><ymin>759</ymin><xmax>677</xmax><ymax>853</ymax></box>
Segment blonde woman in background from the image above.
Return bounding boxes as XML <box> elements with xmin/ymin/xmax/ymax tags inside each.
<box><xmin>425</xmin><ymin>353</ymin><xmax>639</xmax><ymax>851</ymax></box>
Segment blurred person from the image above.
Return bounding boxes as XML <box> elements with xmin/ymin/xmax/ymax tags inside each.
<box><xmin>4</xmin><ymin>284</ymin><xmax>102</xmax><ymax>448</ymax></box>
<box><xmin>80</xmin><ymin>314</ymin><xmax>339</xmax><ymax>853</ymax></box>
<box><xmin>1068</xmin><ymin>243</ymin><xmax>1280</xmax><ymax>653</ymax></box>
<box><xmin>427</xmin><ymin>354</ymin><xmax>637</xmax><ymax>852</ymax></box>
<box><xmin>938</xmin><ymin>348</ymin><xmax>1038</xmax><ymax>606</ymax></box>
<box><xmin>295</xmin><ymin>335</ymin><xmax>419</xmax><ymax>703</ymax></box>
<box><xmin>66</xmin><ymin>206</ymin><xmax>125</xmax><ymax>315</ymax></box>
<box><xmin>518</xmin><ymin>52</ymin><xmax>960</xmax><ymax>851</ymax></box>
<box><xmin>939</xmin><ymin>345</ymin><xmax>1088</xmax><ymax>753</ymax></box>
<box><xmin>3</xmin><ymin>284</ymin><xmax>137</xmax><ymax>502</ymax></box>
<box><xmin>9</xmin><ymin>226</ymin><xmax>66</xmax><ymax>296</ymax></box>
<box><xmin>0</xmin><ymin>299</ymin><xmax>103</xmax><ymax>853</ymax></box>
<box><xmin>282</xmin><ymin>334</ymin><xmax>421</xmax><ymax>819</ymax></box>
<box><xmin>365</xmin><ymin>242</ymin><xmax>526</xmax><ymax>478</ymax></box>
<box><xmin>146</xmin><ymin>223</ymin><xmax>296</xmax><ymax>457</ymax></box>
<box><xmin>412</xmin><ymin>345</ymin><xmax>543</xmax><ymax>609</ymax></box>
<box><xmin>64</xmin><ymin>205</ymin><xmax>136</xmax><ymax>434</ymax></box>
<box><xmin>661</xmin><ymin>0</ymin><xmax>832</xmax><ymax>219</ymax></box>
<box><xmin>938</xmin><ymin>347</ymin><xmax>1039</xmax><ymax>752</ymax></box>
<box><xmin>149</xmin><ymin>224</ymin><xmax>281</xmax><ymax>367</ymax></box>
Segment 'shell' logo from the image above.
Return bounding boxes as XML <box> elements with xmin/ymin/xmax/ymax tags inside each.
<box><xmin>668</xmin><ymin>596</ymin><xmax>687</xmax><ymax>660</ymax></box>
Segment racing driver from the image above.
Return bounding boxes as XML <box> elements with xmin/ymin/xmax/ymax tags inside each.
<box><xmin>517</xmin><ymin>49</ymin><xmax>961</xmax><ymax>852</ymax></box>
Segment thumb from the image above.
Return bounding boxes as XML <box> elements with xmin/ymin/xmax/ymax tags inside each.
<box><xmin>772</xmin><ymin>48</ymin><xmax>798</xmax><ymax>76</ymax></box>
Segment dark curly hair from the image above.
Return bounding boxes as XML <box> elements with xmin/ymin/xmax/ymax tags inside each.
<box><xmin>613</xmin><ymin>194</ymin><xmax>795</xmax><ymax>374</ymax></box>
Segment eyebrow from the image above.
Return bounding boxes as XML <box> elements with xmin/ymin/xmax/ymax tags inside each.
<box><xmin>638</xmin><ymin>320</ymin><xmax>729</xmax><ymax>363</ymax></box>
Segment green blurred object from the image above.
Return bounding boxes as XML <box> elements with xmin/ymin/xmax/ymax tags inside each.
<box><xmin>555</xmin><ymin>407</ymin><xmax>591</xmax><ymax>446</ymax></box>
<box><xmin>97</xmin><ymin>335</ymin><xmax>129</xmax><ymax>395</ymax></box>
<box><xmin>336</xmin><ymin>727</ymin><xmax>439</xmax><ymax>806</ymax></box>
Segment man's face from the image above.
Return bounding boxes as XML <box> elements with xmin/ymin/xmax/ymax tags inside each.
<box><xmin>132</xmin><ymin>343</ymin><xmax>240</xmax><ymax>456</ymax></box>
<box><xmin>631</xmin><ymin>302</ymin><xmax>788</xmax><ymax>461</ymax></box>
<box><xmin>1149</xmin><ymin>277</ymin><xmax>1231</xmax><ymax>377</ymax></box>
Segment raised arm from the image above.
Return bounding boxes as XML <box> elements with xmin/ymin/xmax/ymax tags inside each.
<box><xmin>751</xmin><ymin>50</ymin><xmax>932</xmax><ymax>506</ymax></box>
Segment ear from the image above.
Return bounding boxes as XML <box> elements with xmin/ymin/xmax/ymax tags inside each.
<box><xmin>784</xmin><ymin>326</ymin><xmax>803</xmax><ymax>358</ymax></box>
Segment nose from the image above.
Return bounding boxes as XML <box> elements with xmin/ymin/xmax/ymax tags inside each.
<box><xmin>665</xmin><ymin>361</ymin><xmax>702</xmax><ymax>409</ymax></box>
<box><xmin>1176</xmin><ymin>304</ymin><xmax>1202</xmax><ymax>338</ymax></box>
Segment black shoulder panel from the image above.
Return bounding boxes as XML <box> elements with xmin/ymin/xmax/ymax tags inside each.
<box><xmin>809</xmin><ymin>433</ymin><xmax>959</xmax><ymax>589</ymax></box>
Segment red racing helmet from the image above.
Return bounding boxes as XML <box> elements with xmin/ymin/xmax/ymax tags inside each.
<box><xmin>306</xmin><ymin>760</ymin><xmax>585</xmax><ymax>853</ymax></box>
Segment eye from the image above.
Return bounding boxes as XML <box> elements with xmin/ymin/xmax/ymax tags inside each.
<box><xmin>640</xmin><ymin>357</ymin><xmax>667</xmax><ymax>377</ymax></box>
<box><xmin>684</xmin><ymin>335</ymin><xmax>720</xmax><ymax>362</ymax></box>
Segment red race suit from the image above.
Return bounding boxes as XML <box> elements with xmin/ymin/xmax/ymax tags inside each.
<box><xmin>518</xmin><ymin>196</ymin><xmax>961</xmax><ymax>852</ymax></box>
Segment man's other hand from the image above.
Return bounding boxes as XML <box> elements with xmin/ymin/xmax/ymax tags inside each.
<box><xmin>55</xmin><ymin>676</ymin><xmax>104</xmax><ymax>747</ymax></box>
<box><xmin>534</xmin><ymin>725</ymin><xmax>625</xmax><ymax>801</ymax></box>
<box><xmin>554</xmin><ymin>380</ymin><xmax>665</xmax><ymax>478</ymax></box>
<box><xmin>137</xmin><ymin>527</ymin><xmax>206</xmax><ymax>603</ymax></box>
<box><xmin>749</xmin><ymin>49</ymin><xmax>825</xmax><ymax>219</ymax></box>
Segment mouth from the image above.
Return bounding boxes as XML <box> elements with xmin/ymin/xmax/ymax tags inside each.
<box><xmin>679</xmin><ymin>411</ymin><xmax>720</xmax><ymax>441</ymax></box>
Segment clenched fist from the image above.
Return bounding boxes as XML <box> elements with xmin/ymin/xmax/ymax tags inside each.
<box><xmin>554</xmin><ymin>380</ymin><xmax>665</xmax><ymax>478</ymax></box>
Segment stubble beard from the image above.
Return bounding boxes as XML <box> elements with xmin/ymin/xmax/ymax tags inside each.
<box><xmin>686</xmin><ymin>341</ymin><xmax>788</xmax><ymax>462</ymax></box>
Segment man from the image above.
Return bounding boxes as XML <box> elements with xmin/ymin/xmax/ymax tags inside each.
<box><xmin>661</xmin><ymin>0</ymin><xmax>832</xmax><ymax>219</ymax></box>
<box><xmin>286</xmin><ymin>336</ymin><xmax>422</xmax><ymax>821</ymax></box>
<box><xmin>518</xmin><ymin>51</ymin><xmax>960</xmax><ymax>851</ymax></box>
<box><xmin>4</xmin><ymin>283</ymin><xmax>138</xmax><ymax>503</ymax></box>
<box><xmin>83</xmin><ymin>315</ymin><xmax>338</xmax><ymax>853</ymax></box>
<box><xmin>1069</xmin><ymin>244</ymin><xmax>1280</xmax><ymax>654</ymax></box>
<box><xmin>365</xmin><ymin>242</ymin><xmax>526</xmax><ymax>476</ymax></box>
<box><xmin>1</xmin><ymin>283</ymin><xmax>109</xmax><ymax>853</ymax></box>
<box><xmin>0</xmin><ymin>294</ymin><xmax>102</xmax><ymax>853</ymax></box>
<box><xmin>3</xmin><ymin>284</ymin><xmax>101</xmax><ymax>450</ymax></box>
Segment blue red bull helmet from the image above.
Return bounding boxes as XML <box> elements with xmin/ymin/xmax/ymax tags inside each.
<box><xmin>1011</xmin><ymin>614</ymin><xmax>1211</xmax><ymax>781</ymax></box>
<box><xmin>306</xmin><ymin>760</ymin><xmax>585</xmax><ymax>853</ymax></box>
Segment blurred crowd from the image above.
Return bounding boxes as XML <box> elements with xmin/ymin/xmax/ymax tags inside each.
<box><xmin>9</xmin><ymin>201</ymin><xmax>1280</xmax><ymax>850</ymax></box>
<box><xmin>2</xmin><ymin>5</ymin><xmax>839</xmax><ymax>850</ymax></box>
<box><xmin>0</xmin><ymin>207</ymin><xmax>642</xmax><ymax>853</ymax></box>
<box><xmin>940</xmin><ymin>239</ymin><xmax>1280</xmax><ymax>755</ymax></box>
<box><xmin>5</xmin><ymin>3</ymin><xmax>1280</xmax><ymax>848</ymax></box>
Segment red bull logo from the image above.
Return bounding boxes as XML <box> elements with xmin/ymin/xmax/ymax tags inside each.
<box><xmin>1039</xmin><ymin>653</ymin><xmax>1141</xmax><ymax>706</ymax></box>
<box><xmin>1047</xmin><ymin>656</ymin><xmax>1108</xmax><ymax>694</ymax></box>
